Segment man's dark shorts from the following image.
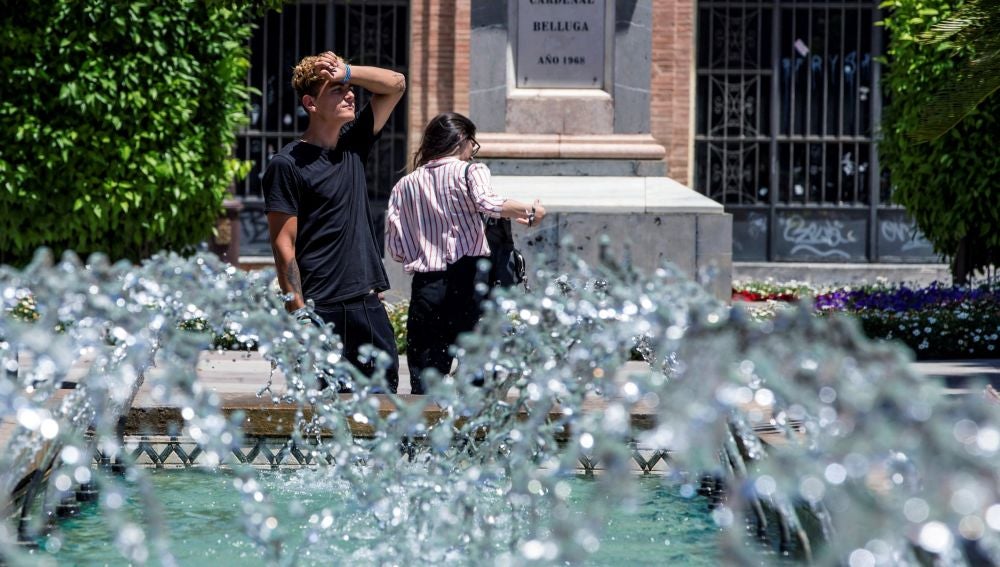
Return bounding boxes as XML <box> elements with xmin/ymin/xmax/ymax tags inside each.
<box><xmin>315</xmin><ymin>293</ymin><xmax>400</xmax><ymax>392</ymax></box>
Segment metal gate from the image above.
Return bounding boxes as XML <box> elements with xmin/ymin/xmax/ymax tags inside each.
<box><xmin>694</xmin><ymin>0</ymin><xmax>938</xmax><ymax>262</ymax></box>
<box><xmin>236</xmin><ymin>0</ymin><xmax>409</xmax><ymax>257</ymax></box>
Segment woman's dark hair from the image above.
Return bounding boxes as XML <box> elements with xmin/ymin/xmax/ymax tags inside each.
<box><xmin>412</xmin><ymin>112</ymin><xmax>476</xmax><ymax>170</ymax></box>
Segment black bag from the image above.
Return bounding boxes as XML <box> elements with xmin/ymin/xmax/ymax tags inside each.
<box><xmin>483</xmin><ymin>216</ymin><xmax>527</xmax><ymax>289</ymax></box>
<box><xmin>464</xmin><ymin>164</ymin><xmax>527</xmax><ymax>290</ymax></box>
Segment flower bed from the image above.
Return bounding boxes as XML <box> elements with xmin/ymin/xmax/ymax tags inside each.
<box><xmin>733</xmin><ymin>280</ymin><xmax>1000</xmax><ymax>359</ymax></box>
<box><xmin>730</xmin><ymin>279</ymin><xmax>817</xmax><ymax>302</ymax></box>
<box><xmin>7</xmin><ymin>290</ymin><xmax>411</xmax><ymax>355</ymax></box>
<box><xmin>384</xmin><ymin>300</ymin><xmax>409</xmax><ymax>353</ymax></box>
<box><xmin>11</xmin><ymin>279</ymin><xmax>996</xmax><ymax>360</ymax></box>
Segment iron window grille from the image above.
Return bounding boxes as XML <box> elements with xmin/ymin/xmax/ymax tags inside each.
<box><xmin>694</xmin><ymin>0</ymin><xmax>938</xmax><ymax>262</ymax></box>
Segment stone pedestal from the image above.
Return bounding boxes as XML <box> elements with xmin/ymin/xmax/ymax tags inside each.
<box><xmin>384</xmin><ymin>176</ymin><xmax>732</xmax><ymax>302</ymax></box>
<box><xmin>383</xmin><ymin>0</ymin><xmax>733</xmax><ymax>302</ymax></box>
<box><xmin>494</xmin><ymin>176</ymin><xmax>731</xmax><ymax>301</ymax></box>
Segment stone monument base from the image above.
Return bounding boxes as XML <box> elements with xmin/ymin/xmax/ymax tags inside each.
<box><xmin>383</xmin><ymin>176</ymin><xmax>732</xmax><ymax>302</ymax></box>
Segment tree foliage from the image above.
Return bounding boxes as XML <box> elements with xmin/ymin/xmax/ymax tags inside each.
<box><xmin>913</xmin><ymin>0</ymin><xmax>1000</xmax><ymax>140</ymax></box>
<box><xmin>0</xmin><ymin>1</ymin><xmax>278</xmax><ymax>266</ymax></box>
<box><xmin>880</xmin><ymin>0</ymin><xmax>1000</xmax><ymax>281</ymax></box>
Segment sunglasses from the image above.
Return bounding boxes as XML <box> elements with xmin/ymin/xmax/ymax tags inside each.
<box><xmin>470</xmin><ymin>139</ymin><xmax>480</xmax><ymax>158</ymax></box>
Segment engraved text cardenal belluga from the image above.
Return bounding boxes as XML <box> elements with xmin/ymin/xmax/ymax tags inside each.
<box><xmin>517</xmin><ymin>0</ymin><xmax>606</xmax><ymax>88</ymax></box>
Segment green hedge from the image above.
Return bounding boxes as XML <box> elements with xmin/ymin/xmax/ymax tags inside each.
<box><xmin>879</xmin><ymin>0</ymin><xmax>1000</xmax><ymax>276</ymax></box>
<box><xmin>0</xmin><ymin>1</ymin><xmax>268</xmax><ymax>266</ymax></box>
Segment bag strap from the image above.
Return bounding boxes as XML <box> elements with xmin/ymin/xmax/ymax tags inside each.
<box><xmin>464</xmin><ymin>162</ymin><xmax>489</xmax><ymax>226</ymax></box>
<box><xmin>466</xmin><ymin>162</ymin><xmax>516</xmax><ymax>246</ymax></box>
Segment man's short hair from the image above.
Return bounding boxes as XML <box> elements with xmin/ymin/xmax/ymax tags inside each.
<box><xmin>292</xmin><ymin>53</ymin><xmax>344</xmax><ymax>101</ymax></box>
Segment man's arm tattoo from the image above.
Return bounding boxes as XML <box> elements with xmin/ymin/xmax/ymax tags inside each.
<box><xmin>286</xmin><ymin>260</ymin><xmax>303</xmax><ymax>298</ymax></box>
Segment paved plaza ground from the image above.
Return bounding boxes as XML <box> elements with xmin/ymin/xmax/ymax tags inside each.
<box><xmin>7</xmin><ymin>353</ymin><xmax>998</xmax><ymax>445</ymax></box>
<box><xmin>163</xmin><ymin>352</ymin><xmax>1000</xmax><ymax>399</ymax></box>
<box><xmin>120</xmin><ymin>353</ymin><xmax>1000</xmax><ymax>440</ymax></box>
<box><xmin>3</xmin><ymin>352</ymin><xmax>998</xmax><ymax>479</ymax></box>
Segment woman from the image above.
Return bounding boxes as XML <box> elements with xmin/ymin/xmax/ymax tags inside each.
<box><xmin>386</xmin><ymin>112</ymin><xmax>546</xmax><ymax>394</ymax></box>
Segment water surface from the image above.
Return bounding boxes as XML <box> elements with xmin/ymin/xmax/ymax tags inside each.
<box><xmin>37</xmin><ymin>469</ymin><xmax>721</xmax><ymax>566</ymax></box>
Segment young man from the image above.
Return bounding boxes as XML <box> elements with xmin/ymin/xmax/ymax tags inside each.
<box><xmin>263</xmin><ymin>51</ymin><xmax>405</xmax><ymax>392</ymax></box>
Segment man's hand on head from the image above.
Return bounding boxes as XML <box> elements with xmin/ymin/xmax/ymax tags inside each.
<box><xmin>316</xmin><ymin>51</ymin><xmax>348</xmax><ymax>85</ymax></box>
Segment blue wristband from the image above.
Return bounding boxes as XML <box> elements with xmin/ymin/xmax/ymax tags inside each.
<box><xmin>342</xmin><ymin>64</ymin><xmax>351</xmax><ymax>84</ymax></box>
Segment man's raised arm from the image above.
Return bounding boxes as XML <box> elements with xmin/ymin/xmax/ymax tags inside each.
<box><xmin>315</xmin><ymin>52</ymin><xmax>405</xmax><ymax>134</ymax></box>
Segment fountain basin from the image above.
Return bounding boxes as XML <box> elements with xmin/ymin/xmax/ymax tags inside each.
<box><xmin>33</xmin><ymin>469</ymin><xmax>723</xmax><ymax>566</ymax></box>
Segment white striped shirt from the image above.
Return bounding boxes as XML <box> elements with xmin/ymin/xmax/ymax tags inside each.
<box><xmin>386</xmin><ymin>157</ymin><xmax>505</xmax><ymax>273</ymax></box>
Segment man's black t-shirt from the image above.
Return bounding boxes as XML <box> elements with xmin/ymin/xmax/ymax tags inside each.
<box><xmin>262</xmin><ymin>104</ymin><xmax>390</xmax><ymax>308</ymax></box>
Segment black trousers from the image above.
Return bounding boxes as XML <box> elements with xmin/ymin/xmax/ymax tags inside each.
<box><xmin>315</xmin><ymin>293</ymin><xmax>400</xmax><ymax>392</ymax></box>
<box><xmin>407</xmin><ymin>255</ymin><xmax>489</xmax><ymax>394</ymax></box>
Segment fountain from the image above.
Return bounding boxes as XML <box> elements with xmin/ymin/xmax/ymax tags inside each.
<box><xmin>1</xmin><ymin>246</ymin><xmax>998</xmax><ymax>565</ymax></box>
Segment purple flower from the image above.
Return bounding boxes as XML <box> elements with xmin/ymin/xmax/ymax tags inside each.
<box><xmin>814</xmin><ymin>281</ymin><xmax>1000</xmax><ymax>314</ymax></box>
